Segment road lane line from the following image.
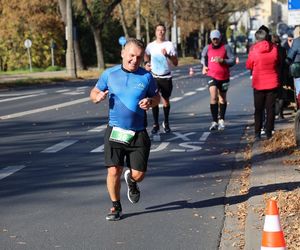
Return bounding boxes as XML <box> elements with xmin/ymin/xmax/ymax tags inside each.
<box><xmin>0</xmin><ymin>165</ymin><xmax>26</xmax><ymax>180</ymax></box>
<box><xmin>88</xmin><ymin>125</ymin><xmax>107</xmax><ymax>132</ymax></box>
<box><xmin>0</xmin><ymin>97</ymin><xmax>90</xmax><ymax>120</ymax></box>
<box><xmin>41</xmin><ymin>140</ymin><xmax>78</xmax><ymax>153</ymax></box>
<box><xmin>0</xmin><ymin>93</ymin><xmax>46</xmax><ymax>103</ymax></box>
<box><xmin>91</xmin><ymin>144</ymin><xmax>104</xmax><ymax>153</ymax></box>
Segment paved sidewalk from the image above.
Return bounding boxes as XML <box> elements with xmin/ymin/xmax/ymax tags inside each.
<box><xmin>0</xmin><ymin>71</ymin><xmax>68</xmax><ymax>83</ymax></box>
<box><xmin>220</xmin><ymin>111</ymin><xmax>300</xmax><ymax>249</ymax></box>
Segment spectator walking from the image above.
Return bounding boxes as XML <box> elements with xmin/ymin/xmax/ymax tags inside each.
<box><xmin>246</xmin><ymin>29</ymin><xmax>279</xmax><ymax>140</ymax></box>
<box><xmin>90</xmin><ymin>38</ymin><xmax>160</xmax><ymax>221</ymax></box>
<box><xmin>286</xmin><ymin>28</ymin><xmax>300</xmax><ymax>109</ymax></box>
<box><xmin>272</xmin><ymin>34</ymin><xmax>288</xmax><ymax>119</ymax></box>
<box><xmin>144</xmin><ymin>23</ymin><xmax>178</xmax><ymax>134</ymax></box>
<box><xmin>201</xmin><ymin>29</ymin><xmax>235</xmax><ymax>131</ymax></box>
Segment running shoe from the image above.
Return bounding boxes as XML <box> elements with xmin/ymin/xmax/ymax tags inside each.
<box><xmin>124</xmin><ymin>169</ymin><xmax>140</xmax><ymax>204</ymax></box>
<box><xmin>151</xmin><ymin>124</ymin><xmax>160</xmax><ymax>134</ymax></box>
<box><xmin>218</xmin><ymin>119</ymin><xmax>225</xmax><ymax>131</ymax></box>
<box><xmin>106</xmin><ymin>207</ymin><xmax>122</xmax><ymax>221</ymax></box>
<box><xmin>209</xmin><ymin>121</ymin><xmax>218</xmax><ymax>131</ymax></box>
<box><xmin>162</xmin><ymin>121</ymin><xmax>171</xmax><ymax>133</ymax></box>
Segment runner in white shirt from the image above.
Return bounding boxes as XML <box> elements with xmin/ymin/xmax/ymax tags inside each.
<box><xmin>144</xmin><ymin>23</ymin><xmax>178</xmax><ymax>134</ymax></box>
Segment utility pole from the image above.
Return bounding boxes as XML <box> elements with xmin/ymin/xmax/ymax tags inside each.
<box><xmin>66</xmin><ymin>0</ymin><xmax>77</xmax><ymax>78</ymax></box>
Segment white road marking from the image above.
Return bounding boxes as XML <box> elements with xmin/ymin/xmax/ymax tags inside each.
<box><xmin>0</xmin><ymin>93</ymin><xmax>46</xmax><ymax>103</ymax></box>
<box><xmin>88</xmin><ymin>125</ymin><xmax>107</xmax><ymax>132</ymax></box>
<box><xmin>0</xmin><ymin>165</ymin><xmax>26</xmax><ymax>180</ymax></box>
<box><xmin>41</xmin><ymin>140</ymin><xmax>78</xmax><ymax>153</ymax></box>
<box><xmin>170</xmin><ymin>97</ymin><xmax>183</xmax><ymax>102</ymax></box>
<box><xmin>150</xmin><ymin>142</ymin><xmax>169</xmax><ymax>152</ymax></box>
<box><xmin>0</xmin><ymin>97</ymin><xmax>90</xmax><ymax>120</ymax></box>
<box><xmin>56</xmin><ymin>89</ymin><xmax>70</xmax><ymax>93</ymax></box>
<box><xmin>199</xmin><ymin>132</ymin><xmax>210</xmax><ymax>142</ymax></box>
<box><xmin>91</xmin><ymin>144</ymin><xmax>104</xmax><ymax>153</ymax></box>
<box><xmin>184</xmin><ymin>91</ymin><xmax>196</xmax><ymax>96</ymax></box>
<box><xmin>63</xmin><ymin>92</ymin><xmax>85</xmax><ymax>95</ymax></box>
<box><xmin>196</xmin><ymin>87</ymin><xmax>207</xmax><ymax>91</ymax></box>
<box><xmin>0</xmin><ymin>91</ymin><xmax>44</xmax><ymax>97</ymax></box>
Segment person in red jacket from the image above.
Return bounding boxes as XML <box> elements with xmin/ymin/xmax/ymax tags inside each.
<box><xmin>246</xmin><ymin>29</ymin><xmax>279</xmax><ymax>140</ymax></box>
<box><xmin>201</xmin><ymin>30</ymin><xmax>235</xmax><ymax>131</ymax></box>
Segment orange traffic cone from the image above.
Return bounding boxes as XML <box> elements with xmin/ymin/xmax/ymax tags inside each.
<box><xmin>261</xmin><ymin>199</ymin><xmax>286</xmax><ymax>250</ymax></box>
<box><xmin>235</xmin><ymin>56</ymin><xmax>240</xmax><ymax>64</ymax></box>
<box><xmin>189</xmin><ymin>67</ymin><xmax>194</xmax><ymax>76</ymax></box>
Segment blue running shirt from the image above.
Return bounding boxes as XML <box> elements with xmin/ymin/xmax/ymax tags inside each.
<box><xmin>95</xmin><ymin>65</ymin><xmax>158</xmax><ymax>131</ymax></box>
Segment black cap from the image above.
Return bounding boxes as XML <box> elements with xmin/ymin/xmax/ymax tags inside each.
<box><xmin>259</xmin><ymin>25</ymin><xmax>270</xmax><ymax>34</ymax></box>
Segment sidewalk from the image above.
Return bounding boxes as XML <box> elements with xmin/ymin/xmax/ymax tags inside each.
<box><xmin>0</xmin><ymin>71</ymin><xmax>68</xmax><ymax>83</ymax></box>
<box><xmin>220</xmin><ymin>111</ymin><xmax>300</xmax><ymax>249</ymax></box>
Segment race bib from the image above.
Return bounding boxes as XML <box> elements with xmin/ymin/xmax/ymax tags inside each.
<box><xmin>109</xmin><ymin>127</ymin><xmax>136</xmax><ymax>145</ymax></box>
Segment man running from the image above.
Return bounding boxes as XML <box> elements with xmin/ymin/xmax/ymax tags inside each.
<box><xmin>201</xmin><ymin>29</ymin><xmax>235</xmax><ymax>131</ymax></box>
<box><xmin>144</xmin><ymin>23</ymin><xmax>178</xmax><ymax>134</ymax></box>
<box><xmin>90</xmin><ymin>38</ymin><xmax>160</xmax><ymax>221</ymax></box>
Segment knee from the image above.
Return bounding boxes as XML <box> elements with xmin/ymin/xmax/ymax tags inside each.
<box><xmin>131</xmin><ymin>170</ymin><xmax>145</xmax><ymax>182</ymax></box>
<box><xmin>107</xmin><ymin>166</ymin><xmax>123</xmax><ymax>178</ymax></box>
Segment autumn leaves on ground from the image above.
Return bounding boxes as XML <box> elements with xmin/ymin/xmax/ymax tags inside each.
<box><xmin>230</xmin><ymin>126</ymin><xmax>300</xmax><ymax>249</ymax></box>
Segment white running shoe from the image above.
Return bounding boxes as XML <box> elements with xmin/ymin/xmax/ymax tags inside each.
<box><xmin>209</xmin><ymin>121</ymin><xmax>218</xmax><ymax>131</ymax></box>
<box><xmin>218</xmin><ymin>119</ymin><xmax>225</xmax><ymax>131</ymax></box>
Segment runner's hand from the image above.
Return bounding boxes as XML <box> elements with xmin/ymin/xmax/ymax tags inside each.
<box><xmin>139</xmin><ymin>98</ymin><xmax>152</xmax><ymax>110</ymax></box>
<box><xmin>95</xmin><ymin>90</ymin><xmax>109</xmax><ymax>103</ymax></box>
<box><xmin>202</xmin><ymin>66</ymin><xmax>208</xmax><ymax>75</ymax></box>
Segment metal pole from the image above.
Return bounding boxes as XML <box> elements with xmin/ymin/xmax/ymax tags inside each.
<box><xmin>66</xmin><ymin>0</ymin><xmax>77</xmax><ymax>78</ymax></box>
<box><xmin>27</xmin><ymin>48</ymin><xmax>32</xmax><ymax>72</ymax></box>
<box><xmin>51</xmin><ymin>47</ymin><xmax>55</xmax><ymax>67</ymax></box>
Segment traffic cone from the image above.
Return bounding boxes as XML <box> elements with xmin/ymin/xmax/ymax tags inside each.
<box><xmin>235</xmin><ymin>56</ymin><xmax>239</xmax><ymax>64</ymax></box>
<box><xmin>189</xmin><ymin>67</ymin><xmax>194</xmax><ymax>76</ymax></box>
<box><xmin>261</xmin><ymin>199</ymin><xmax>286</xmax><ymax>250</ymax></box>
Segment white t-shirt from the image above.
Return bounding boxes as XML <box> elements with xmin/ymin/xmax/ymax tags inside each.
<box><xmin>145</xmin><ymin>40</ymin><xmax>177</xmax><ymax>77</ymax></box>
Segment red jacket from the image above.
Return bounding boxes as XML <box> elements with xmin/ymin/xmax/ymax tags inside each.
<box><xmin>246</xmin><ymin>40</ymin><xmax>279</xmax><ymax>90</ymax></box>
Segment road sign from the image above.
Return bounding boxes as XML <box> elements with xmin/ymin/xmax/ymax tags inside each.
<box><xmin>118</xmin><ymin>36</ymin><xmax>126</xmax><ymax>46</ymax></box>
<box><xmin>24</xmin><ymin>39</ymin><xmax>32</xmax><ymax>48</ymax></box>
<box><xmin>288</xmin><ymin>0</ymin><xmax>300</xmax><ymax>25</ymax></box>
<box><xmin>288</xmin><ymin>0</ymin><xmax>300</xmax><ymax>10</ymax></box>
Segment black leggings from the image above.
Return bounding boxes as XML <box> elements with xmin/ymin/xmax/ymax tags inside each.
<box><xmin>253</xmin><ymin>88</ymin><xmax>277</xmax><ymax>135</ymax></box>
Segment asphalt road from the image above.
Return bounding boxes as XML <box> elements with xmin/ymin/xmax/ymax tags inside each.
<box><xmin>0</xmin><ymin>61</ymin><xmax>254</xmax><ymax>249</ymax></box>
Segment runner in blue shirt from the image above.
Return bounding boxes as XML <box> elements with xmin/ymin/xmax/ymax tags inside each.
<box><xmin>90</xmin><ymin>38</ymin><xmax>160</xmax><ymax>221</ymax></box>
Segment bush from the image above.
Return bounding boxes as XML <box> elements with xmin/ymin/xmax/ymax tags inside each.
<box><xmin>45</xmin><ymin>66</ymin><xmax>64</xmax><ymax>72</ymax></box>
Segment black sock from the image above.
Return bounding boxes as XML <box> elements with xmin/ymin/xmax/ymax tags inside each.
<box><xmin>163</xmin><ymin>106</ymin><xmax>170</xmax><ymax>124</ymax></box>
<box><xmin>152</xmin><ymin>106</ymin><xmax>159</xmax><ymax>125</ymax></box>
<box><xmin>210</xmin><ymin>104</ymin><xmax>218</xmax><ymax>122</ymax></box>
<box><xmin>112</xmin><ymin>200</ymin><xmax>122</xmax><ymax>211</ymax></box>
<box><xmin>219</xmin><ymin>103</ymin><xmax>227</xmax><ymax>120</ymax></box>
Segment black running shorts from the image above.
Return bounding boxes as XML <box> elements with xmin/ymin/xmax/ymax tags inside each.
<box><xmin>155</xmin><ymin>77</ymin><xmax>173</xmax><ymax>99</ymax></box>
<box><xmin>207</xmin><ymin>77</ymin><xmax>230</xmax><ymax>93</ymax></box>
<box><xmin>104</xmin><ymin>126</ymin><xmax>151</xmax><ymax>172</ymax></box>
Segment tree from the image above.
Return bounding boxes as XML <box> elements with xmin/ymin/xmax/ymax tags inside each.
<box><xmin>80</xmin><ymin>0</ymin><xmax>121</xmax><ymax>69</ymax></box>
<box><xmin>0</xmin><ymin>0</ymin><xmax>65</xmax><ymax>71</ymax></box>
<box><xmin>58</xmin><ymin>0</ymin><xmax>84</xmax><ymax>70</ymax></box>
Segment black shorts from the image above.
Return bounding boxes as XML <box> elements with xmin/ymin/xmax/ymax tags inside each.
<box><xmin>207</xmin><ymin>77</ymin><xmax>230</xmax><ymax>93</ymax></box>
<box><xmin>155</xmin><ymin>77</ymin><xmax>173</xmax><ymax>99</ymax></box>
<box><xmin>104</xmin><ymin>126</ymin><xmax>151</xmax><ymax>172</ymax></box>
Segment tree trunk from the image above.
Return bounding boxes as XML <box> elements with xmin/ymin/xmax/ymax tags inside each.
<box><xmin>136</xmin><ymin>0</ymin><xmax>141</xmax><ymax>39</ymax></box>
<box><xmin>58</xmin><ymin>0</ymin><xmax>84</xmax><ymax>70</ymax></box>
<box><xmin>118</xmin><ymin>3</ymin><xmax>129</xmax><ymax>39</ymax></box>
<box><xmin>93</xmin><ymin>28</ymin><xmax>105</xmax><ymax>69</ymax></box>
<box><xmin>145</xmin><ymin>17</ymin><xmax>150</xmax><ymax>44</ymax></box>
